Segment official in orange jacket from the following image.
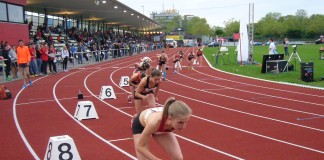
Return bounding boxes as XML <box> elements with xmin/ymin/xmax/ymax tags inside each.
<box><xmin>17</xmin><ymin>40</ymin><xmax>32</xmax><ymax>89</ymax></box>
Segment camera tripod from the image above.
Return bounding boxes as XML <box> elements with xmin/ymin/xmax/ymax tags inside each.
<box><xmin>283</xmin><ymin>46</ymin><xmax>301</xmax><ymax>71</ymax></box>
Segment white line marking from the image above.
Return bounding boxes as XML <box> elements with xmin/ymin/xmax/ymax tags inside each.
<box><xmin>297</xmin><ymin>116</ymin><xmax>324</xmax><ymax>121</ymax></box>
<box><xmin>16</xmin><ymin>96</ymin><xmax>93</xmax><ymax>105</ymax></box>
<box><xmin>191</xmin><ymin>115</ymin><xmax>324</xmax><ymax>154</ymax></box>
<box><xmin>204</xmin><ymin>88</ymin><xmax>228</xmax><ymax>91</ymax></box>
<box><xmin>161</xmin><ymin>80</ymin><xmax>324</xmax><ymax>132</ymax></box>
<box><xmin>175</xmin><ymin>73</ymin><xmax>324</xmax><ymax>116</ymax></box>
<box><xmin>118</xmin><ymin>107</ymin><xmax>133</xmax><ymax>109</ymax></box>
<box><xmin>13</xmin><ymin>77</ymin><xmax>48</xmax><ymax>160</ymax></box>
<box><xmin>109</xmin><ymin>137</ymin><xmax>133</xmax><ymax>142</ymax></box>
<box><xmin>182</xmin><ymin>71</ymin><xmax>324</xmax><ymax>107</ymax></box>
<box><xmin>175</xmin><ymin>134</ymin><xmax>244</xmax><ymax>160</ymax></box>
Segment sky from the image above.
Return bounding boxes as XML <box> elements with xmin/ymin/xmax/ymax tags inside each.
<box><xmin>118</xmin><ymin>0</ymin><xmax>323</xmax><ymax>27</ymax></box>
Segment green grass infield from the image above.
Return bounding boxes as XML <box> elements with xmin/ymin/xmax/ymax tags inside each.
<box><xmin>203</xmin><ymin>44</ymin><xmax>324</xmax><ymax>88</ymax></box>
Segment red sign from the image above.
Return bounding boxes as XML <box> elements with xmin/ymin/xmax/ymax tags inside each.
<box><xmin>233</xmin><ymin>33</ymin><xmax>240</xmax><ymax>40</ymax></box>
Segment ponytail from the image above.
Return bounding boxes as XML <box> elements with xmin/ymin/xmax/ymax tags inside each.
<box><xmin>162</xmin><ymin>97</ymin><xmax>176</xmax><ymax>119</ymax></box>
<box><xmin>162</xmin><ymin>97</ymin><xmax>192</xmax><ymax>119</ymax></box>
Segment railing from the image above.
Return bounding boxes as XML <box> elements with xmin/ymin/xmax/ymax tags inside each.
<box><xmin>0</xmin><ymin>45</ymin><xmax>164</xmax><ymax>83</ymax></box>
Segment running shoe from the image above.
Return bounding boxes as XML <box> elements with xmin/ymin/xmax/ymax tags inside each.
<box><xmin>128</xmin><ymin>95</ymin><xmax>132</xmax><ymax>103</ymax></box>
<box><xmin>29</xmin><ymin>80</ymin><xmax>33</xmax><ymax>86</ymax></box>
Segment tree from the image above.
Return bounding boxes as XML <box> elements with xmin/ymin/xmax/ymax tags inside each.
<box><xmin>165</xmin><ymin>16</ymin><xmax>182</xmax><ymax>33</ymax></box>
<box><xmin>186</xmin><ymin>17</ymin><xmax>211</xmax><ymax>35</ymax></box>
<box><xmin>223</xmin><ymin>18</ymin><xmax>239</xmax><ymax>36</ymax></box>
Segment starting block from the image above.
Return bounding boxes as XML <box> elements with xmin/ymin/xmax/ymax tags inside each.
<box><xmin>119</xmin><ymin>76</ymin><xmax>130</xmax><ymax>87</ymax></box>
<box><xmin>44</xmin><ymin>135</ymin><xmax>81</xmax><ymax>160</ymax></box>
<box><xmin>99</xmin><ymin>86</ymin><xmax>116</xmax><ymax>100</ymax></box>
<box><xmin>74</xmin><ymin>101</ymin><xmax>99</xmax><ymax>121</ymax></box>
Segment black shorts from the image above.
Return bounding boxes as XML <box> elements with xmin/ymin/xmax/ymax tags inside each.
<box><xmin>19</xmin><ymin>63</ymin><xmax>28</xmax><ymax>68</ymax></box>
<box><xmin>134</xmin><ymin>90</ymin><xmax>154</xmax><ymax>100</ymax></box>
<box><xmin>11</xmin><ymin>62</ymin><xmax>18</xmax><ymax>67</ymax></box>
<box><xmin>132</xmin><ymin>113</ymin><xmax>144</xmax><ymax>134</ymax></box>
<box><xmin>173</xmin><ymin>60</ymin><xmax>179</xmax><ymax>63</ymax></box>
<box><xmin>188</xmin><ymin>57</ymin><xmax>194</xmax><ymax>61</ymax></box>
<box><xmin>158</xmin><ymin>61</ymin><xmax>166</xmax><ymax>66</ymax></box>
<box><xmin>197</xmin><ymin>54</ymin><xmax>202</xmax><ymax>57</ymax></box>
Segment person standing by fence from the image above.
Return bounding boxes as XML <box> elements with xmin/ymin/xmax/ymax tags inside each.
<box><xmin>61</xmin><ymin>45</ymin><xmax>69</xmax><ymax>72</ymax></box>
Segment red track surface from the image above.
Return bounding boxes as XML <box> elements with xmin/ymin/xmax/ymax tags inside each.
<box><xmin>1</xmin><ymin>47</ymin><xmax>323</xmax><ymax>160</ymax></box>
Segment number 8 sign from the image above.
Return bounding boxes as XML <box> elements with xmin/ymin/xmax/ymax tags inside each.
<box><xmin>44</xmin><ymin>135</ymin><xmax>81</xmax><ymax>160</ymax></box>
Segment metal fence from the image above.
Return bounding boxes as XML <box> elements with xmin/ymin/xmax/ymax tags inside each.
<box><xmin>0</xmin><ymin>46</ymin><xmax>162</xmax><ymax>84</ymax></box>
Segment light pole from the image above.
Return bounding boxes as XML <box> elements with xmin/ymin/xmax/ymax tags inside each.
<box><xmin>141</xmin><ymin>5</ymin><xmax>144</xmax><ymax>15</ymax></box>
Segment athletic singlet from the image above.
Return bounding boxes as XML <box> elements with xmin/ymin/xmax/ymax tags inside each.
<box><xmin>188</xmin><ymin>54</ymin><xmax>195</xmax><ymax>60</ymax></box>
<box><xmin>159</xmin><ymin>56</ymin><xmax>167</xmax><ymax>65</ymax></box>
<box><xmin>130</xmin><ymin>72</ymin><xmax>142</xmax><ymax>87</ymax></box>
<box><xmin>173</xmin><ymin>54</ymin><xmax>181</xmax><ymax>63</ymax></box>
<box><xmin>141</xmin><ymin>76</ymin><xmax>158</xmax><ymax>94</ymax></box>
<box><xmin>144</xmin><ymin>107</ymin><xmax>174</xmax><ymax>133</ymax></box>
<box><xmin>197</xmin><ymin>50</ymin><xmax>203</xmax><ymax>56</ymax></box>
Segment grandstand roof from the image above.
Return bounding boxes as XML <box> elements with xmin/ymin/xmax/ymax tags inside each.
<box><xmin>26</xmin><ymin>0</ymin><xmax>163</xmax><ymax>31</ymax></box>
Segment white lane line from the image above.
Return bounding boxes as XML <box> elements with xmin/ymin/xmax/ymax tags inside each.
<box><xmin>182</xmin><ymin>71</ymin><xmax>324</xmax><ymax>107</ymax></box>
<box><xmin>118</xmin><ymin>107</ymin><xmax>133</xmax><ymax>109</ymax></box>
<box><xmin>13</xmin><ymin>77</ymin><xmax>48</xmax><ymax>160</ymax></box>
<box><xmin>162</xmin><ymin>80</ymin><xmax>324</xmax><ymax>132</ymax></box>
<box><xmin>297</xmin><ymin>116</ymin><xmax>324</xmax><ymax>121</ymax></box>
<box><xmin>175</xmin><ymin>135</ymin><xmax>244</xmax><ymax>160</ymax></box>
<box><xmin>159</xmin><ymin>88</ymin><xmax>324</xmax><ymax>153</ymax></box>
<box><xmin>172</xmin><ymin>74</ymin><xmax>324</xmax><ymax>117</ymax></box>
<box><xmin>204</xmin><ymin>88</ymin><xmax>229</xmax><ymax>91</ymax></box>
<box><xmin>192</xmin><ymin>115</ymin><xmax>324</xmax><ymax>154</ymax></box>
<box><xmin>109</xmin><ymin>137</ymin><xmax>133</xmax><ymax>142</ymax></box>
<box><xmin>16</xmin><ymin>96</ymin><xmax>93</xmax><ymax>105</ymax></box>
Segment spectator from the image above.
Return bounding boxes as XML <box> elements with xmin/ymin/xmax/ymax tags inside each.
<box><xmin>48</xmin><ymin>44</ymin><xmax>57</xmax><ymax>74</ymax></box>
<box><xmin>17</xmin><ymin>40</ymin><xmax>32</xmax><ymax>88</ymax></box>
<box><xmin>284</xmin><ymin>38</ymin><xmax>289</xmax><ymax>56</ymax></box>
<box><xmin>28</xmin><ymin>43</ymin><xmax>39</xmax><ymax>77</ymax></box>
<box><xmin>61</xmin><ymin>45</ymin><xmax>69</xmax><ymax>72</ymax></box>
<box><xmin>268</xmin><ymin>38</ymin><xmax>277</xmax><ymax>55</ymax></box>
<box><xmin>40</xmin><ymin>43</ymin><xmax>49</xmax><ymax>75</ymax></box>
<box><xmin>9</xmin><ymin>45</ymin><xmax>18</xmax><ymax>79</ymax></box>
<box><xmin>2</xmin><ymin>42</ymin><xmax>12</xmax><ymax>81</ymax></box>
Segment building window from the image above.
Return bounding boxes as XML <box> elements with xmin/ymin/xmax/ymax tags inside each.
<box><xmin>8</xmin><ymin>4</ymin><xmax>24</xmax><ymax>23</ymax></box>
<box><xmin>0</xmin><ymin>2</ymin><xmax>7</xmax><ymax>21</ymax></box>
<box><xmin>0</xmin><ymin>2</ymin><xmax>24</xmax><ymax>23</ymax></box>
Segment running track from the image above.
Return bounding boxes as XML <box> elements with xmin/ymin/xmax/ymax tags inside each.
<box><xmin>0</xmin><ymin>47</ymin><xmax>323</xmax><ymax>160</ymax></box>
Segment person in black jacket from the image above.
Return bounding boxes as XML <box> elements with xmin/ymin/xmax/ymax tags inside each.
<box><xmin>2</xmin><ymin>42</ymin><xmax>12</xmax><ymax>81</ymax></box>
